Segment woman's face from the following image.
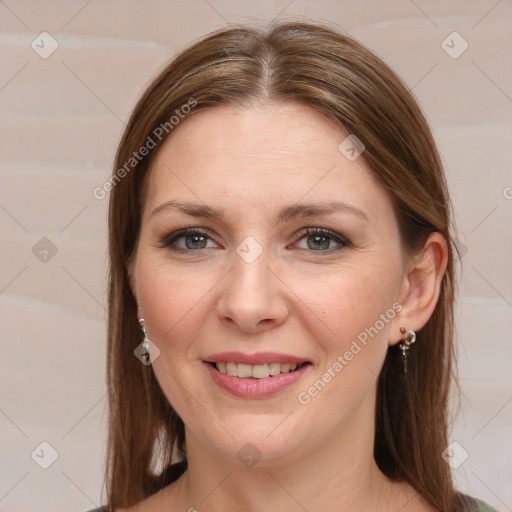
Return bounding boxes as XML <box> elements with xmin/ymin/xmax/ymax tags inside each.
<box><xmin>131</xmin><ymin>102</ymin><xmax>409</xmax><ymax>467</ymax></box>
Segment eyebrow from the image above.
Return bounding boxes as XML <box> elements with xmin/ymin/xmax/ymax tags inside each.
<box><xmin>150</xmin><ymin>200</ymin><xmax>368</xmax><ymax>222</ymax></box>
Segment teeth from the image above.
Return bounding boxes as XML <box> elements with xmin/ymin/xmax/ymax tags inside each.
<box><xmin>226</xmin><ymin>362</ymin><xmax>237</xmax><ymax>376</ymax></box>
<box><xmin>269</xmin><ymin>363</ymin><xmax>281</xmax><ymax>376</ymax></box>
<box><xmin>237</xmin><ymin>364</ymin><xmax>252</xmax><ymax>378</ymax></box>
<box><xmin>215</xmin><ymin>362</ymin><xmax>304</xmax><ymax>378</ymax></box>
<box><xmin>252</xmin><ymin>364</ymin><xmax>269</xmax><ymax>379</ymax></box>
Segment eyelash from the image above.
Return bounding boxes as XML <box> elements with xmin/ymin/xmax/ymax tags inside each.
<box><xmin>158</xmin><ymin>227</ymin><xmax>350</xmax><ymax>254</ymax></box>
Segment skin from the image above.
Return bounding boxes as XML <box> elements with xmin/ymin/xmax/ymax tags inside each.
<box><xmin>126</xmin><ymin>102</ymin><xmax>447</xmax><ymax>512</ymax></box>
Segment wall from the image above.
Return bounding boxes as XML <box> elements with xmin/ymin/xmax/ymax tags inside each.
<box><xmin>0</xmin><ymin>1</ymin><xmax>510</xmax><ymax>510</ymax></box>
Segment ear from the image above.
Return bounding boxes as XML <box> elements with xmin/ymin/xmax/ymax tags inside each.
<box><xmin>389</xmin><ymin>232</ymin><xmax>449</xmax><ymax>346</ymax></box>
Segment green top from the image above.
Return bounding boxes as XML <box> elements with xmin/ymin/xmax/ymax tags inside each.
<box><xmin>86</xmin><ymin>496</ymin><xmax>500</xmax><ymax>511</ymax></box>
<box><xmin>476</xmin><ymin>501</ymin><xmax>501</xmax><ymax>512</ymax></box>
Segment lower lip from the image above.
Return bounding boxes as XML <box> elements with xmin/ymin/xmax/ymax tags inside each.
<box><xmin>204</xmin><ymin>362</ymin><xmax>311</xmax><ymax>399</ymax></box>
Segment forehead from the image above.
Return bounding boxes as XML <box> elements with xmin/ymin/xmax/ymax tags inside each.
<box><xmin>151</xmin><ymin>101</ymin><xmax>349</xmax><ymax>175</ymax></box>
<box><xmin>144</xmin><ymin>102</ymin><xmax>392</xmax><ymax>224</ymax></box>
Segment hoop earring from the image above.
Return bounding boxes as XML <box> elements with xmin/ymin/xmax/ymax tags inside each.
<box><xmin>399</xmin><ymin>327</ymin><xmax>416</xmax><ymax>373</ymax></box>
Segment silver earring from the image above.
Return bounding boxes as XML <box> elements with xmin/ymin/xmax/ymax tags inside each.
<box><xmin>138</xmin><ymin>317</ymin><xmax>151</xmax><ymax>364</ymax></box>
<box><xmin>399</xmin><ymin>327</ymin><xmax>416</xmax><ymax>373</ymax></box>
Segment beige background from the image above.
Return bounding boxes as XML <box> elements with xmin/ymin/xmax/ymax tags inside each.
<box><xmin>0</xmin><ymin>1</ymin><xmax>511</xmax><ymax>511</ymax></box>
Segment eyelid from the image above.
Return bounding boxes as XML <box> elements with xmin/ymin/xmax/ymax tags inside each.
<box><xmin>159</xmin><ymin>226</ymin><xmax>350</xmax><ymax>252</ymax></box>
<box><xmin>158</xmin><ymin>228</ymin><xmax>220</xmax><ymax>249</ymax></box>
<box><xmin>293</xmin><ymin>227</ymin><xmax>350</xmax><ymax>245</ymax></box>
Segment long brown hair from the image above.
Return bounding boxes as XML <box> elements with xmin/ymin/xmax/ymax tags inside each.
<box><xmin>106</xmin><ymin>21</ymin><xmax>461</xmax><ymax>510</ymax></box>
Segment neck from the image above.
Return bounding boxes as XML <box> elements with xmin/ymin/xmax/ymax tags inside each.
<box><xmin>168</xmin><ymin>403</ymin><xmax>411</xmax><ymax>512</ymax></box>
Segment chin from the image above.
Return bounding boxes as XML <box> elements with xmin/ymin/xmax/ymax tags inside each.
<box><xmin>190</xmin><ymin>413</ymin><xmax>311</xmax><ymax>469</ymax></box>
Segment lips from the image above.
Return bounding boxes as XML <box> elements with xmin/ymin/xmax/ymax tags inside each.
<box><xmin>203</xmin><ymin>351</ymin><xmax>312</xmax><ymax>398</ymax></box>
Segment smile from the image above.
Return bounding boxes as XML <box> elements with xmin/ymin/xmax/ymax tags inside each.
<box><xmin>213</xmin><ymin>361</ymin><xmax>307</xmax><ymax>379</ymax></box>
<box><xmin>204</xmin><ymin>361</ymin><xmax>312</xmax><ymax>399</ymax></box>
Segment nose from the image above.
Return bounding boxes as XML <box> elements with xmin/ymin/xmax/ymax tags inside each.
<box><xmin>216</xmin><ymin>249</ymin><xmax>289</xmax><ymax>334</ymax></box>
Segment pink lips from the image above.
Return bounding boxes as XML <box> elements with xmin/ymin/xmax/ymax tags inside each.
<box><xmin>203</xmin><ymin>351</ymin><xmax>312</xmax><ymax>399</ymax></box>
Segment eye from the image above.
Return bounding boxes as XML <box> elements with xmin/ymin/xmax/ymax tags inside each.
<box><xmin>293</xmin><ymin>228</ymin><xmax>350</xmax><ymax>252</ymax></box>
<box><xmin>159</xmin><ymin>228</ymin><xmax>219</xmax><ymax>251</ymax></box>
<box><xmin>159</xmin><ymin>227</ymin><xmax>349</xmax><ymax>253</ymax></box>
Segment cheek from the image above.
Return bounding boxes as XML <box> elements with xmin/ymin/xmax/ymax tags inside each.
<box><xmin>293</xmin><ymin>271</ymin><xmax>400</xmax><ymax>413</ymax></box>
<box><xmin>293</xmin><ymin>275</ymin><xmax>397</xmax><ymax>419</ymax></box>
<box><xmin>134</xmin><ymin>256</ymin><xmax>215</xmax><ymax>343</ymax></box>
<box><xmin>134</xmin><ymin>261</ymin><xmax>214</xmax><ymax>415</ymax></box>
<box><xmin>296</xmin><ymin>268</ymin><xmax>397</xmax><ymax>349</ymax></box>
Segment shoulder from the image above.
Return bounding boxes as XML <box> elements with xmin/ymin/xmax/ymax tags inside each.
<box><xmin>459</xmin><ymin>494</ymin><xmax>501</xmax><ymax>512</ymax></box>
<box><xmin>474</xmin><ymin>500</ymin><xmax>501</xmax><ymax>512</ymax></box>
<box><xmin>88</xmin><ymin>482</ymin><xmax>181</xmax><ymax>512</ymax></box>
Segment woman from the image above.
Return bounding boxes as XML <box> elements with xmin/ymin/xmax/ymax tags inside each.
<box><xmin>91</xmin><ymin>22</ymin><xmax>498</xmax><ymax>512</ymax></box>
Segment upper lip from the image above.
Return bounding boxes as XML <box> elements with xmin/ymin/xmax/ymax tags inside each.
<box><xmin>204</xmin><ymin>351</ymin><xmax>310</xmax><ymax>365</ymax></box>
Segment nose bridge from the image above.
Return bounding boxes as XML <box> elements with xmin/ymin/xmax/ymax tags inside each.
<box><xmin>217</xmin><ymin>238</ymin><xmax>288</xmax><ymax>331</ymax></box>
<box><xmin>230</xmin><ymin>242</ymin><xmax>274</xmax><ymax>302</ymax></box>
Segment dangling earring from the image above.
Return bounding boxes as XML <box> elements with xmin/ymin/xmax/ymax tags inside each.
<box><xmin>399</xmin><ymin>327</ymin><xmax>416</xmax><ymax>373</ymax></box>
<box><xmin>135</xmin><ymin>308</ymin><xmax>161</xmax><ymax>365</ymax></box>
<box><xmin>138</xmin><ymin>316</ymin><xmax>151</xmax><ymax>364</ymax></box>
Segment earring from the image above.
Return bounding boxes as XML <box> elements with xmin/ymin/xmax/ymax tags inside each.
<box><xmin>138</xmin><ymin>316</ymin><xmax>151</xmax><ymax>364</ymax></box>
<box><xmin>399</xmin><ymin>327</ymin><xmax>416</xmax><ymax>373</ymax></box>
